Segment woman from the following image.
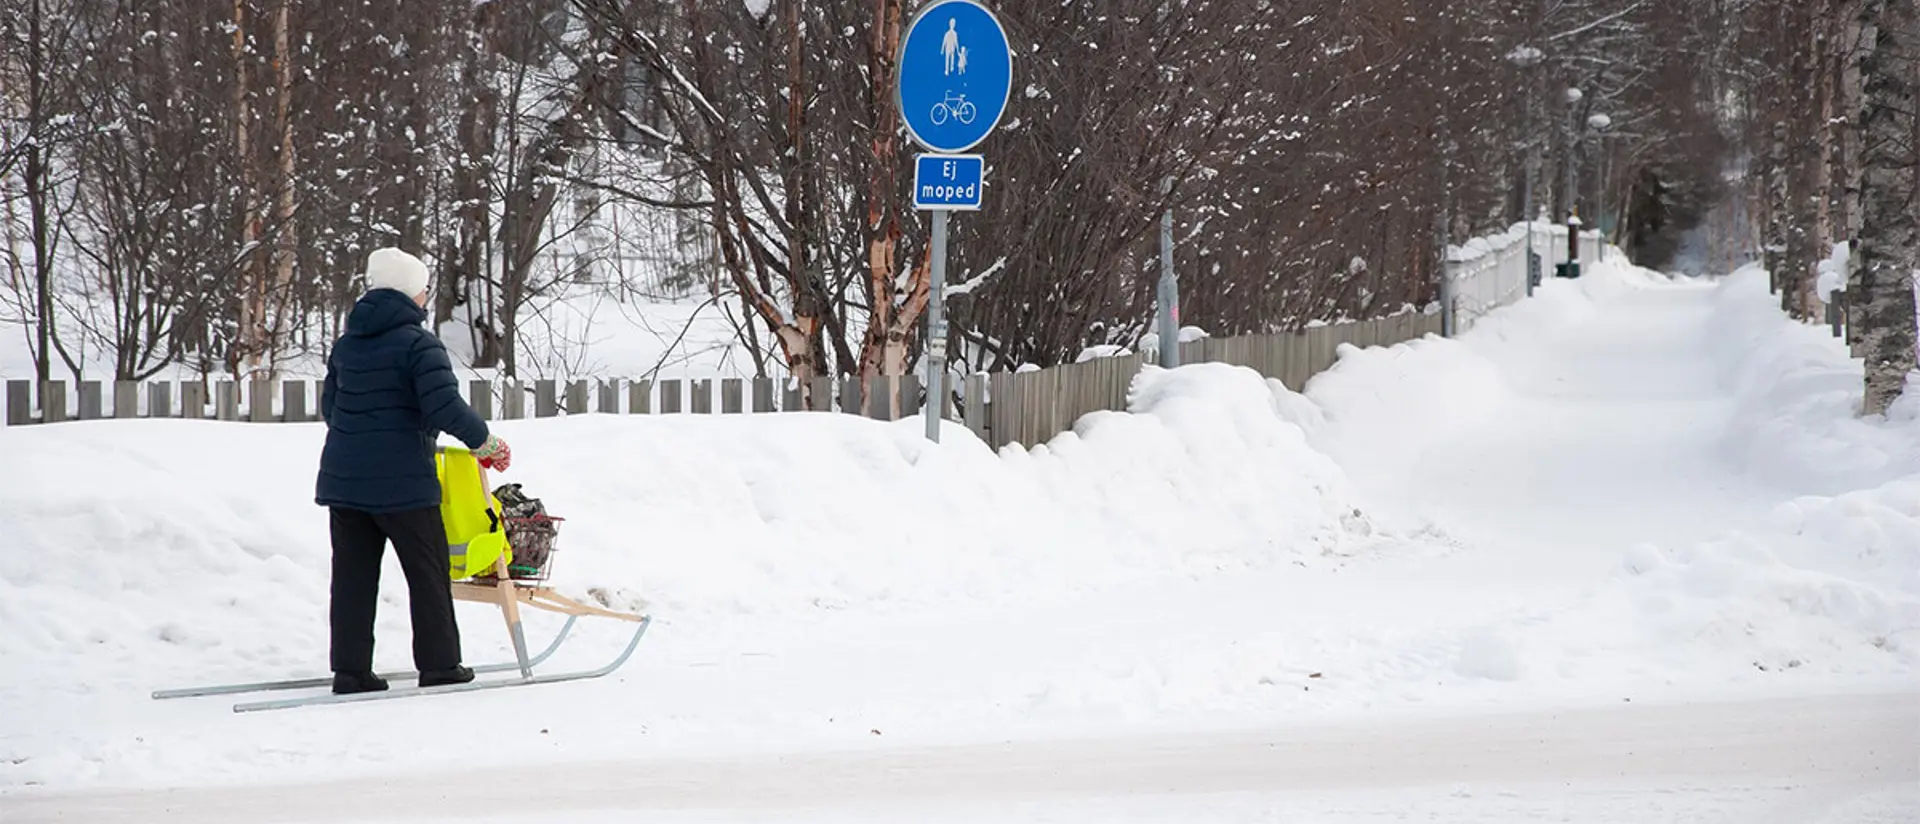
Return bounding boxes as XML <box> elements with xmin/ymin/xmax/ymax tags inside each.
<box><xmin>315</xmin><ymin>247</ymin><xmax>512</xmax><ymax>695</ymax></box>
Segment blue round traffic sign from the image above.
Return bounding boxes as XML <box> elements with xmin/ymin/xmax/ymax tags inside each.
<box><xmin>896</xmin><ymin>0</ymin><xmax>1012</xmax><ymax>153</ymax></box>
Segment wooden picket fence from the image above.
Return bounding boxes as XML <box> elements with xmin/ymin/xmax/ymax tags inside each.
<box><xmin>983</xmin><ymin>310</ymin><xmax>1439</xmax><ymax>448</ymax></box>
<box><xmin>5</xmin><ymin>309</ymin><xmax>1439</xmax><ymax>449</ymax></box>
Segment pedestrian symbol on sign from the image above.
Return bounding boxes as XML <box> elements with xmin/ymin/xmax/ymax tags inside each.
<box><xmin>943</xmin><ymin>19</ymin><xmax>962</xmax><ymax>75</ymax></box>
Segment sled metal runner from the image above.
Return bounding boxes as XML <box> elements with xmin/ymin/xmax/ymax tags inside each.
<box><xmin>231</xmin><ymin>614</ymin><xmax>648</xmax><ymax>713</ymax></box>
<box><xmin>152</xmin><ymin>559</ymin><xmax>651</xmax><ymax>713</ymax></box>
<box><xmin>151</xmin><ymin>616</ymin><xmax>582</xmax><ymax>700</ymax></box>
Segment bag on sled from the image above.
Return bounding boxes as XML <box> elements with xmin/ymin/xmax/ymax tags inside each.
<box><xmin>490</xmin><ymin>482</ymin><xmax>563</xmax><ymax>581</ymax></box>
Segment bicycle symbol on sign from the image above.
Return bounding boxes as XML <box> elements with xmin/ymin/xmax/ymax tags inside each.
<box><xmin>929</xmin><ymin>92</ymin><xmax>977</xmax><ymax>126</ymax></box>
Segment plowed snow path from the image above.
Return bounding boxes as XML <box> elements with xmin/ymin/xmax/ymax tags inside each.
<box><xmin>1320</xmin><ymin>280</ymin><xmax>1787</xmax><ymax>592</ymax></box>
<box><xmin>5</xmin><ymin>692</ymin><xmax>1913</xmax><ymax>822</ymax></box>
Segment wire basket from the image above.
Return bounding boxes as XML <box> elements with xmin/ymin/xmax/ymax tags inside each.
<box><xmin>501</xmin><ymin>514</ymin><xmax>564</xmax><ymax>581</ymax></box>
<box><xmin>476</xmin><ymin>483</ymin><xmax>565</xmax><ymax>583</ymax></box>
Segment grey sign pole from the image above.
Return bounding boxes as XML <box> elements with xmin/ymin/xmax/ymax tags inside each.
<box><xmin>1157</xmin><ymin>176</ymin><xmax>1179</xmax><ymax>369</ymax></box>
<box><xmin>924</xmin><ymin>211</ymin><xmax>949</xmax><ymax>441</ymax></box>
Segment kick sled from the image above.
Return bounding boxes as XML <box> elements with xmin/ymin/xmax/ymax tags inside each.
<box><xmin>152</xmin><ymin>447</ymin><xmax>651</xmax><ymax>713</ymax></box>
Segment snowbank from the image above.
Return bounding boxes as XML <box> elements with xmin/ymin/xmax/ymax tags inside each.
<box><xmin>1611</xmin><ymin>477</ymin><xmax>1920</xmax><ymax>676</ymax></box>
<box><xmin>0</xmin><ymin>363</ymin><xmax>1394</xmax><ymax>636</ymax></box>
<box><xmin>0</xmin><ymin>365</ymin><xmax>1379</xmax><ymax>666</ymax></box>
<box><xmin>1593</xmin><ymin>263</ymin><xmax>1920</xmax><ymax>676</ymax></box>
<box><xmin>1708</xmin><ymin>263</ymin><xmax>1920</xmax><ymax>495</ymax></box>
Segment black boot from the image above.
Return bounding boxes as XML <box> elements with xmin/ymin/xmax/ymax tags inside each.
<box><xmin>332</xmin><ymin>671</ymin><xmax>390</xmax><ymax>695</ymax></box>
<box><xmin>419</xmin><ymin>664</ymin><xmax>475</xmax><ymax>688</ymax></box>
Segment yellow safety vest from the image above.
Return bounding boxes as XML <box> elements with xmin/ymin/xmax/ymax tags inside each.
<box><xmin>435</xmin><ymin>446</ymin><xmax>513</xmax><ymax>580</ymax></box>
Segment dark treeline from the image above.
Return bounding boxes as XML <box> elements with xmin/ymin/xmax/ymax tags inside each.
<box><xmin>1</xmin><ymin>0</ymin><xmax>1912</xmax><ymax>410</ymax></box>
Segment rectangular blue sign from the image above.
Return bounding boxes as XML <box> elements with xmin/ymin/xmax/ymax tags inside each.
<box><xmin>913</xmin><ymin>154</ymin><xmax>983</xmax><ymax>211</ymax></box>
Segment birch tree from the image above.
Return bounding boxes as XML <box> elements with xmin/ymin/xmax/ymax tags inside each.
<box><xmin>1852</xmin><ymin>0</ymin><xmax>1918</xmax><ymax>416</ymax></box>
<box><xmin>853</xmin><ymin>0</ymin><xmax>927</xmax><ymax>394</ymax></box>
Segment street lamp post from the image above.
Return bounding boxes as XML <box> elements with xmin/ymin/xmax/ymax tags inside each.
<box><xmin>1586</xmin><ymin>112</ymin><xmax>1611</xmax><ymax>235</ymax></box>
<box><xmin>1506</xmin><ymin>43</ymin><xmax>1545</xmax><ymax>293</ymax></box>
<box><xmin>1564</xmin><ymin>86</ymin><xmax>1583</xmax><ymax>225</ymax></box>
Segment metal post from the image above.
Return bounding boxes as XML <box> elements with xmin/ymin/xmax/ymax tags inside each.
<box><xmin>923</xmin><ymin>210</ymin><xmax>949</xmax><ymax>442</ymax></box>
<box><xmin>1157</xmin><ymin>176</ymin><xmax>1180</xmax><ymax>369</ymax></box>
<box><xmin>1523</xmin><ymin>121</ymin><xmax>1539</xmax><ymax>294</ymax></box>
<box><xmin>1521</xmin><ymin>65</ymin><xmax>1536</xmax><ymax>296</ymax></box>
<box><xmin>1439</xmin><ymin>225</ymin><xmax>1454</xmax><ymax>337</ymax></box>
<box><xmin>1525</xmin><ymin>210</ymin><xmax>1537</xmax><ymax>293</ymax></box>
<box><xmin>1567</xmin><ymin>110</ymin><xmax>1580</xmax><ymax>222</ymax></box>
<box><xmin>1508</xmin><ymin>41</ymin><xmax>1545</xmax><ymax>296</ymax></box>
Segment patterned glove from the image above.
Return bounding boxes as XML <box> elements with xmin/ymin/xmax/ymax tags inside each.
<box><xmin>475</xmin><ymin>433</ymin><xmax>512</xmax><ymax>472</ymax></box>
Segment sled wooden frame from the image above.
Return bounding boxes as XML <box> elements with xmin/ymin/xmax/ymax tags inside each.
<box><xmin>444</xmin><ymin>554</ymin><xmax>652</xmax><ymax>684</ymax></box>
<box><xmin>152</xmin><ymin>529</ymin><xmax>650</xmax><ymax>711</ymax></box>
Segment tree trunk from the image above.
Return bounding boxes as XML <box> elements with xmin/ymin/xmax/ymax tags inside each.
<box><xmin>265</xmin><ymin>0</ymin><xmax>296</xmax><ymax>378</ymax></box>
<box><xmin>780</xmin><ymin>0</ymin><xmax>824</xmax><ymax>400</ymax></box>
<box><xmin>1780</xmin><ymin>14</ymin><xmax>1820</xmax><ymax>320</ymax></box>
<box><xmin>231</xmin><ymin>0</ymin><xmax>263</xmax><ymax>376</ymax></box>
<box><xmin>1764</xmin><ymin>122</ymin><xmax>1789</xmax><ymax>295</ymax></box>
<box><xmin>1815</xmin><ymin>9</ymin><xmax>1836</xmax><ymax>256</ymax></box>
<box><xmin>26</xmin><ymin>0</ymin><xmax>51</xmax><ymax>387</ymax></box>
<box><xmin>27</xmin><ymin>137</ymin><xmax>54</xmax><ymax>388</ymax></box>
<box><xmin>448</xmin><ymin>3</ymin><xmax>501</xmax><ymax>368</ymax></box>
<box><xmin>1854</xmin><ymin>0</ymin><xmax>1919</xmax><ymax>416</ymax></box>
<box><xmin>1841</xmin><ymin>0</ymin><xmax>1871</xmax><ymax>352</ymax></box>
<box><xmin>857</xmin><ymin>0</ymin><xmax>919</xmax><ymax>413</ymax></box>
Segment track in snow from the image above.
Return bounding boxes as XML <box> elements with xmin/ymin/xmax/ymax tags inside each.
<box><xmin>1321</xmin><ymin>280</ymin><xmax>1791</xmax><ymax>595</ymax></box>
<box><xmin>4</xmin><ymin>691</ymin><xmax>1913</xmax><ymax>822</ymax></box>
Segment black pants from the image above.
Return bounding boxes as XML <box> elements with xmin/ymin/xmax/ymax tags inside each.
<box><xmin>329</xmin><ymin>506</ymin><xmax>463</xmax><ymax>674</ymax></box>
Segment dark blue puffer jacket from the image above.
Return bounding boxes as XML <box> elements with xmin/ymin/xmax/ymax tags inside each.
<box><xmin>316</xmin><ymin>288</ymin><xmax>490</xmax><ymax>513</ymax></box>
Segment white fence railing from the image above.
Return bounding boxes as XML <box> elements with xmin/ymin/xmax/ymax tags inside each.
<box><xmin>1446</xmin><ymin>221</ymin><xmax>1606</xmax><ymax>333</ymax></box>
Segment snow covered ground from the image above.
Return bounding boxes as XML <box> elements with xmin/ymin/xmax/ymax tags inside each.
<box><xmin>1</xmin><ymin>257</ymin><xmax>1914</xmax><ymax>821</ymax></box>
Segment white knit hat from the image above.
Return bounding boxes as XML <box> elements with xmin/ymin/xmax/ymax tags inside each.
<box><xmin>364</xmin><ymin>247</ymin><xmax>429</xmax><ymax>297</ymax></box>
